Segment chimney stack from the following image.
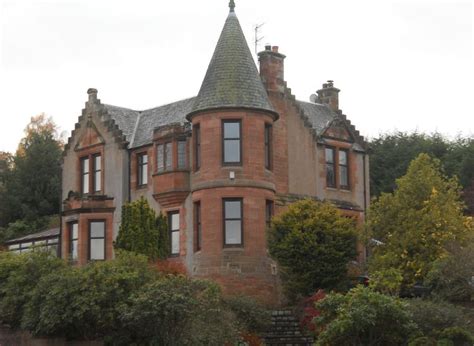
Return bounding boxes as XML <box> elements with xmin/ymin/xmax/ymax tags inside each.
<box><xmin>258</xmin><ymin>45</ymin><xmax>286</xmax><ymax>93</ymax></box>
<box><xmin>317</xmin><ymin>80</ymin><xmax>340</xmax><ymax>111</ymax></box>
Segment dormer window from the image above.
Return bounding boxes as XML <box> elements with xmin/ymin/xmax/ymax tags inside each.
<box><xmin>325</xmin><ymin>147</ymin><xmax>336</xmax><ymax>188</ymax></box>
<box><xmin>325</xmin><ymin>147</ymin><xmax>350</xmax><ymax>190</ymax></box>
<box><xmin>80</xmin><ymin>153</ymin><xmax>102</xmax><ymax>194</ymax></box>
<box><xmin>339</xmin><ymin>149</ymin><xmax>349</xmax><ymax>190</ymax></box>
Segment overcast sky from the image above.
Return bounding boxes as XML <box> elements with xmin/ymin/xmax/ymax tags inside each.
<box><xmin>0</xmin><ymin>0</ymin><xmax>472</xmax><ymax>153</ymax></box>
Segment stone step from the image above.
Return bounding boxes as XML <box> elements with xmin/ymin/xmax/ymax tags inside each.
<box><xmin>271</xmin><ymin>310</ymin><xmax>293</xmax><ymax>316</ymax></box>
<box><xmin>264</xmin><ymin>335</ymin><xmax>314</xmax><ymax>345</ymax></box>
<box><xmin>264</xmin><ymin>330</ymin><xmax>303</xmax><ymax>337</ymax></box>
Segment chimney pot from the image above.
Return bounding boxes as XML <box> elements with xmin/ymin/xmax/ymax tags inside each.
<box><xmin>272</xmin><ymin>46</ymin><xmax>279</xmax><ymax>53</ymax></box>
<box><xmin>87</xmin><ymin>88</ymin><xmax>98</xmax><ymax>102</ymax></box>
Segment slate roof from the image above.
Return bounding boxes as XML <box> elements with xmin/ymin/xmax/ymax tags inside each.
<box><xmin>4</xmin><ymin>227</ymin><xmax>60</xmax><ymax>244</ymax></box>
<box><xmin>103</xmin><ymin>97</ymin><xmax>195</xmax><ymax>148</ymax></box>
<box><xmin>296</xmin><ymin>100</ymin><xmax>336</xmax><ymax>135</ymax></box>
<box><xmin>188</xmin><ymin>11</ymin><xmax>276</xmax><ymax>118</ymax></box>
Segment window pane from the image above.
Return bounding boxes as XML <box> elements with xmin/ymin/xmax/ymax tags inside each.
<box><xmin>165</xmin><ymin>143</ymin><xmax>172</xmax><ymax>170</ymax></box>
<box><xmin>157</xmin><ymin>144</ymin><xmax>164</xmax><ymax>172</ymax></box>
<box><xmin>141</xmin><ymin>163</ymin><xmax>148</xmax><ymax>185</ymax></box>
<box><xmin>94</xmin><ymin>170</ymin><xmax>101</xmax><ymax>192</ymax></box>
<box><xmin>224</xmin><ymin>140</ymin><xmax>240</xmax><ymax>163</ymax></box>
<box><xmin>225</xmin><ymin>200</ymin><xmax>241</xmax><ymax>219</ymax></box>
<box><xmin>178</xmin><ymin>141</ymin><xmax>186</xmax><ymax>168</ymax></box>
<box><xmin>171</xmin><ymin>231</ymin><xmax>180</xmax><ymax>254</ymax></box>
<box><xmin>71</xmin><ymin>240</ymin><xmax>78</xmax><ymax>260</ymax></box>
<box><xmin>47</xmin><ymin>238</ymin><xmax>58</xmax><ymax>244</ymax></box>
<box><xmin>224</xmin><ymin>122</ymin><xmax>240</xmax><ymax>138</ymax></box>
<box><xmin>171</xmin><ymin>213</ymin><xmax>180</xmax><ymax>230</ymax></box>
<box><xmin>90</xmin><ymin>239</ymin><xmax>105</xmax><ymax>260</ymax></box>
<box><xmin>225</xmin><ymin>220</ymin><xmax>242</xmax><ymax>244</ymax></box>
<box><xmin>71</xmin><ymin>223</ymin><xmax>78</xmax><ymax>240</ymax></box>
<box><xmin>327</xmin><ymin>164</ymin><xmax>335</xmax><ymax>187</ymax></box>
<box><xmin>82</xmin><ymin>158</ymin><xmax>90</xmax><ymax>173</ymax></box>
<box><xmin>139</xmin><ymin>154</ymin><xmax>148</xmax><ymax>186</ymax></box>
<box><xmin>325</xmin><ymin>148</ymin><xmax>334</xmax><ymax>163</ymax></box>
<box><xmin>94</xmin><ymin>155</ymin><xmax>101</xmax><ymax>170</ymax></box>
<box><xmin>340</xmin><ymin>166</ymin><xmax>349</xmax><ymax>187</ymax></box>
<box><xmin>82</xmin><ymin>173</ymin><xmax>89</xmax><ymax>194</ymax></box>
<box><xmin>339</xmin><ymin>150</ymin><xmax>347</xmax><ymax>165</ymax></box>
<box><xmin>90</xmin><ymin>221</ymin><xmax>105</xmax><ymax>238</ymax></box>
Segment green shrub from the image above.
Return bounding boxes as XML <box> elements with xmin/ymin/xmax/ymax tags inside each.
<box><xmin>315</xmin><ymin>286</ymin><xmax>418</xmax><ymax>346</ymax></box>
<box><xmin>408</xmin><ymin>336</ymin><xmax>437</xmax><ymax>346</ymax></box>
<box><xmin>438</xmin><ymin>327</ymin><xmax>474</xmax><ymax>346</ymax></box>
<box><xmin>405</xmin><ymin>299</ymin><xmax>474</xmax><ymax>336</ymax></box>
<box><xmin>119</xmin><ymin>275</ymin><xmax>239</xmax><ymax>345</ymax></box>
<box><xmin>0</xmin><ymin>250</ymin><xmax>65</xmax><ymax>328</ymax></box>
<box><xmin>224</xmin><ymin>295</ymin><xmax>271</xmax><ymax>333</ymax></box>
<box><xmin>268</xmin><ymin>199</ymin><xmax>357</xmax><ymax>300</ymax></box>
<box><xmin>22</xmin><ymin>251</ymin><xmax>154</xmax><ymax>339</ymax></box>
<box><xmin>425</xmin><ymin>242</ymin><xmax>474</xmax><ymax>303</ymax></box>
<box><xmin>369</xmin><ymin>267</ymin><xmax>403</xmax><ymax>296</ymax></box>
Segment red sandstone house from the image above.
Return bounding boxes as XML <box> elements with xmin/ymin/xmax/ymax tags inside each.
<box><xmin>57</xmin><ymin>2</ymin><xmax>369</xmax><ymax>302</ymax></box>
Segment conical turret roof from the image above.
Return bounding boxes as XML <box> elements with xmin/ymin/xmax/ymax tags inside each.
<box><xmin>188</xmin><ymin>7</ymin><xmax>277</xmax><ymax>119</ymax></box>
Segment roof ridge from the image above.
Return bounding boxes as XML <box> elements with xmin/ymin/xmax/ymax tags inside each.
<box><xmin>130</xmin><ymin>111</ymin><xmax>143</xmax><ymax>147</ymax></box>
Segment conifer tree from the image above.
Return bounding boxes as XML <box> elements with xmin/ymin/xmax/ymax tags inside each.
<box><xmin>115</xmin><ymin>198</ymin><xmax>169</xmax><ymax>260</ymax></box>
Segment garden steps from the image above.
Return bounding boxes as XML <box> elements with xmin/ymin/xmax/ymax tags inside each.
<box><xmin>263</xmin><ymin>310</ymin><xmax>314</xmax><ymax>346</ymax></box>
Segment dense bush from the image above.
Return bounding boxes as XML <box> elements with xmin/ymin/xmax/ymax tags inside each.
<box><xmin>425</xmin><ymin>242</ymin><xmax>474</xmax><ymax>302</ymax></box>
<box><xmin>119</xmin><ymin>275</ymin><xmax>240</xmax><ymax>345</ymax></box>
<box><xmin>22</xmin><ymin>251</ymin><xmax>153</xmax><ymax>339</ymax></box>
<box><xmin>268</xmin><ymin>199</ymin><xmax>357</xmax><ymax>300</ymax></box>
<box><xmin>314</xmin><ymin>286</ymin><xmax>417</xmax><ymax>346</ymax></box>
<box><xmin>224</xmin><ymin>295</ymin><xmax>271</xmax><ymax>333</ymax></box>
<box><xmin>0</xmin><ymin>250</ymin><xmax>262</xmax><ymax>344</ymax></box>
<box><xmin>405</xmin><ymin>299</ymin><xmax>474</xmax><ymax>337</ymax></box>
<box><xmin>0</xmin><ymin>250</ymin><xmax>65</xmax><ymax>328</ymax></box>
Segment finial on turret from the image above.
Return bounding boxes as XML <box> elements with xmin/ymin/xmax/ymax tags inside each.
<box><xmin>229</xmin><ymin>0</ymin><xmax>235</xmax><ymax>12</ymax></box>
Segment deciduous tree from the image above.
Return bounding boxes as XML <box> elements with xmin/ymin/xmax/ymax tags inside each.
<box><xmin>367</xmin><ymin>153</ymin><xmax>473</xmax><ymax>288</ymax></box>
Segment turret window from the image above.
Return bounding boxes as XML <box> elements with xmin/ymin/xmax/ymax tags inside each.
<box><xmin>222</xmin><ymin>120</ymin><xmax>241</xmax><ymax>165</ymax></box>
<box><xmin>223</xmin><ymin>198</ymin><xmax>243</xmax><ymax>246</ymax></box>
<box><xmin>194</xmin><ymin>125</ymin><xmax>201</xmax><ymax>171</ymax></box>
<box><xmin>264</xmin><ymin>124</ymin><xmax>272</xmax><ymax>170</ymax></box>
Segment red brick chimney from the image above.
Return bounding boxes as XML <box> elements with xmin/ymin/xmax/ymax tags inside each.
<box><xmin>317</xmin><ymin>80</ymin><xmax>340</xmax><ymax>111</ymax></box>
<box><xmin>258</xmin><ymin>45</ymin><xmax>286</xmax><ymax>93</ymax></box>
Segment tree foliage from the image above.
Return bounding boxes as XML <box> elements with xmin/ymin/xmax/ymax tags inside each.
<box><xmin>314</xmin><ymin>286</ymin><xmax>417</xmax><ymax>346</ymax></box>
<box><xmin>115</xmin><ymin>197</ymin><xmax>169</xmax><ymax>260</ymax></box>
<box><xmin>268</xmin><ymin>199</ymin><xmax>357</xmax><ymax>300</ymax></box>
<box><xmin>367</xmin><ymin>154</ymin><xmax>473</xmax><ymax>288</ymax></box>
<box><xmin>369</xmin><ymin>132</ymin><xmax>474</xmax><ymax>198</ymax></box>
<box><xmin>0</xmin><ymin>114</ymin><xmax>63</xmax><ymax>238</ymax></box>
<box><xmin>425</xmin><ymin>241</ymin><xmax>474</xmax><ymax>302</ymax></box>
